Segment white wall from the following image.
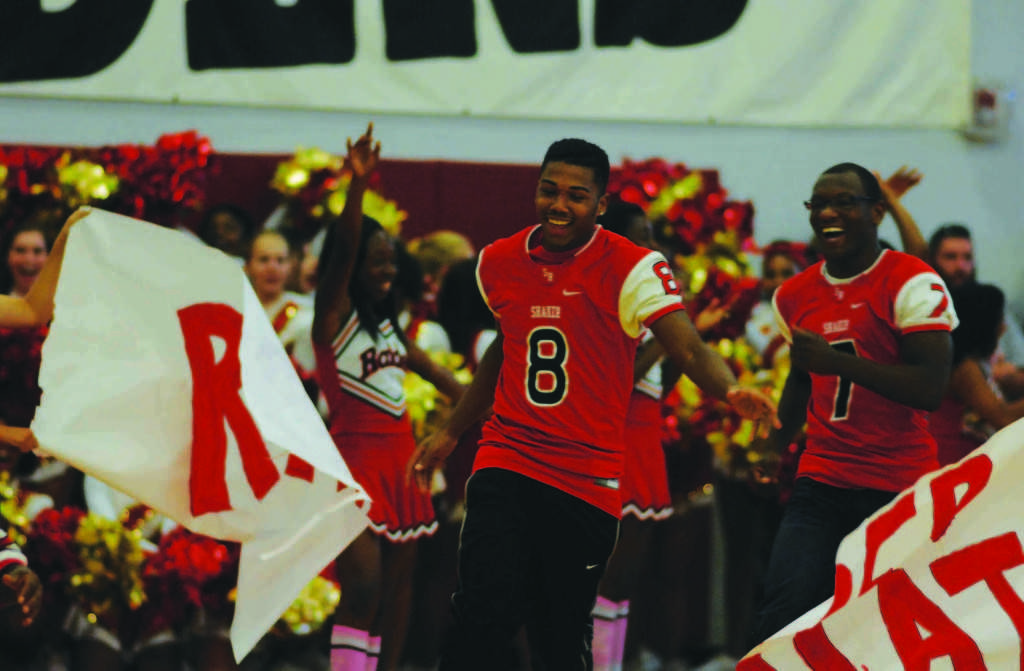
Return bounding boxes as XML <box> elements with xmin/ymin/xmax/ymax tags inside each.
<box><xmin>2</xmin><ymin>1</ymin><xmax>1023</xmax><ymax>314</ymax></box>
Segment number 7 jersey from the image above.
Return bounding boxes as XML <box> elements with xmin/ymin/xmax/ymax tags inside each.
<box><xmin>474</xmin><ymin>225</ymin><xmax>683</xmax><ymax>517</ymax></box>
<box><xmin>772</xmin><ymin>249</ymin><xmax>959</xmax><ymax>492</ymax></box>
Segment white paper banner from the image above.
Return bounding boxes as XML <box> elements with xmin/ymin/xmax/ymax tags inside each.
<box><xmin>741</xmin><ymin>419</ymin><xmax>1024</xmax><ymax>670</ymax></box>
<box><xmin>32</xmin><ymin>209</ymin><xmax>370</xmax><ymax>660</ymax></box>
<box><xmin>0</xmin><ymin>0</ymin><xmax>970</xmax><ymax>128</ymax></box>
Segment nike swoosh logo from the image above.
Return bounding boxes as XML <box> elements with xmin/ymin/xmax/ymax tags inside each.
<box><xmin>851</xmin><ymin>303</ymin><xmax>865</xmax><ymax>308</ymax></box>
<box><xmin>563</xmin><ymin>289</ymin><xmax>583</xmax><ymax>296</ymax></box>
<box><xmin>586</xmin><ymin>563</ymin><xmax>600</xmax><ymax>570</ymax></box>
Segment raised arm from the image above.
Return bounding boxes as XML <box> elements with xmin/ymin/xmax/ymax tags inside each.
<box><xmin>407</xmin><ymin>328</ymin><xmax>504</xmax><ymax>491</ymax></box>
<box><xmin>876</xmin><ymin>167</ymin><xmax>928</xmax><ymax>260</ymax></box>
<box><xmin>0</xmin><ymin>207</ymin><xmax>91</xmax><ymax>329</ymax></box>
<box><xmin>311</xmin><ymin>123</ymin><xmax>381</xmax><ymax>345</ymax></box>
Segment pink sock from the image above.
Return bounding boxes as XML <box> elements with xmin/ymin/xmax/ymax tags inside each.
<box><xmin>592</xmin><ymin>595</ymin><xmax>620</xmax><ymax>671</ymax></box>
<box><xmin>613</xmin><ymin>600</ymin><xmax>631</xmax><ymax>671</ymax></box>
<box><xmin>330</xmin><ymin>625</ymin><xmax>369</xmax><ymax>671</ymax></box>
<box><xmin>365</xmin><ymin>634</ymin><xmax>381</xmax><ymax>671</ymax></box>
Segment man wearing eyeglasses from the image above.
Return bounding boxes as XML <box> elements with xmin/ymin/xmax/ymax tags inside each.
<box><xmin>750</xmin><ymin>163</ymin><xmax>959</xmax><ymax>646</ymax></box>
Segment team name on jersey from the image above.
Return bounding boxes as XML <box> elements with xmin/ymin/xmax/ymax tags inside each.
<box><xmin>823</xmin><ymin>319</ymin><xmax>850</xmax><ymax>335</ymax></box>
<box><xmin>360</xmin><ymin>347</ymin><xmax>406</xmax><ymax>379</ymax></box>
<box><xmin>530</xmin><ymin>305</ymin><xmax>561</xmax><ymax>319</ymax></box>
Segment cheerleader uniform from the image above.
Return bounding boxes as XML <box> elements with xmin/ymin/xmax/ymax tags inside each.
<box><xmin>314</xmin><ymin>311</ymin><xmax>437</xmax><ymax>542</ymax></box>
<box><xmin>620</xmin><ymin>330</ymin><xmax>673</xmax><ymax>521</ymax></box>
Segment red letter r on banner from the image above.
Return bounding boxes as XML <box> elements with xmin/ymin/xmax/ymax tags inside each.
<box><xmin>179</xmin><ymin>302</ymin><xmax>280</xmax><ymax>516</ymax></box>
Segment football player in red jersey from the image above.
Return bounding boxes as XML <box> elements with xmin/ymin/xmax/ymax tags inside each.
<box><xmin>407</xmin><ymin>138</ymin><xmax>777</xmax><ymax>670</ymax></box>
<box><xmin>751</xmin><ymin>163</ymin><xmax>958</xmax><ymax>646</ymax></box>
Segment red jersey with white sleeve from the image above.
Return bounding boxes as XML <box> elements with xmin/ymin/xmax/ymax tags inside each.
<box><xmin>474</xmin><ymin>225</ymin><xmax>684</xmax><ymax>517</ymax></box>
<box><xmin>772</xmin><ymin>250</ymin><xmax>958</xmax><ymax>492</ymax></box>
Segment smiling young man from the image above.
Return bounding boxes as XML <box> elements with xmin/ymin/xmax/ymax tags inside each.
<box><xmin>408</xmin><ymin>138</ymin><xmax>777</xmax><ymax>669</ymax></box>
<box><xmin>751</xmin><ymin>163</ymin><xmax>959</xmax><ymax>645</ymax></box>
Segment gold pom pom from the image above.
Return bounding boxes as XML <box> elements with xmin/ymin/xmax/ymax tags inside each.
<box><xmin>276</xmin><ymin>576</ymin><xmax>341</xmax><ymax>636</ymax></box>
<box><xmin>271</xmin><ymin>162</ymin><xmax>311</xmax><ymax>195</ymax></box>
<box><xmin>293</xmin><ymin>147</ymin><xmax>343</xmax><ymax>172</ymax></box>
<box><xmin>57</xmin><ymin>158</ymin><xmax>119</xmax><ymax>205</ymax></box>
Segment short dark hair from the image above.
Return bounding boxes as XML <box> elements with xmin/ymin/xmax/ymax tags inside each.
<box><xmin>197</xmin><ymin>203</ymin><xmax>257</xmax><ymax>248</ymax></box>
<box><xmin>437</xmin><ymin>256</ymin><xmax>494</xmax><ymax>358</ymax></box>
<box><xmin>950</xmin><ymin>282</ymin><xmax>1004</xmax><ymax>364</ymax></box>
<box><xmin>393</xmin><ymin>238</ymin><xmax>425</xmax><ymax>305</ymax></box>
<box><xmin>541</xmin><ymin>139</ymin><xmax>610</xmax><ymax>194</ymax></box>
<box><xmin>598</xmin><ymin>199</ymin><xmax>645</xmax><ymax>238</ymax></box>
<box><xmin>821</xmin><ymin>162</ymin><xmax>882</xmax><ymax>201</ymax></box>
<box><xmin>928</xmin><ymin>223</ymin><xmax>972</xmax><ymax>261</ymax></box>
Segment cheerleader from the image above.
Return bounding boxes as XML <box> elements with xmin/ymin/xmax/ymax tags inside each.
<box><xmin>313</xmin><ymin>125</ymin><xmax>463</xmax><ymax>671</ymax></box>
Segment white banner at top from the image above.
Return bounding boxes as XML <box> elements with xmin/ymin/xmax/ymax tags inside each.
<box><xmin>0</xmin><ymin>0</ymin><xmax>969</xmax><ymax>128</ymax></box>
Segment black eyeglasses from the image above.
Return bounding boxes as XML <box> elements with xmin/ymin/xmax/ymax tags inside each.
<box><xmin>803</xmin><ymin>195</ymin><xmax>877</xmax><ymax>212</ymax></box>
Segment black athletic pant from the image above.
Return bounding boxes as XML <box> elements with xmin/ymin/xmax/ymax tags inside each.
<box><xmin>440</xmin><ymin>467</ymin><xmax>620</xmax><ymax>670</ymax></box>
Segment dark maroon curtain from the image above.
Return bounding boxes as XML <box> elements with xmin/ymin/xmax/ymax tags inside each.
<box><xmin>191</xmin><ymin>152</ymin><xmax>540</xmax><ymax>249</ymax></box>
<box><xmin>1</xmin><ymin>144</ymin><xmax>541</xmax><ymax>250</ymax></box>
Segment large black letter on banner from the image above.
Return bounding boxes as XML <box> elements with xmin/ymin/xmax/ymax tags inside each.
<box><xmin>0</xmin><ymin>1</ymin><xmax>153</xmax><ymax>83</ymax></box>
<box><xmin>491</xmin><ymin>0</ymin><xmax>580</xmax><ymax>53</ymax></box>
<box><xmin>594</xmin><ymin>0</ymin><xmax>747</xmax><ymax>47</ymax></box>
<box><xmin>383</xmin><ymin>0</ymin><xmax>476</xmax><ymax>61</ymax></box>
<box><xmin>186</xmin><ymin>0</ymin><xmax>355</xmax><ymax>70</ymax></box>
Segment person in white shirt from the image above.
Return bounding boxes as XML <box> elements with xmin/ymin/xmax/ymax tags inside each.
<box><xmin>244</xmin><ymin>229</ymin><xmax>317</xmax><ymax>376</ymax></box>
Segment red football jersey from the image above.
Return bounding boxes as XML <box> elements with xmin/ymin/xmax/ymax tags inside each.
<box><xmin>474</xmin><ymin>225</ymin><xmax>683</xmax><ymax>517</ymax></box>
<box><xmin>773</xmin><ymin>250</ymin><xmax>958</xmax><ymax>492</ymax></box>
